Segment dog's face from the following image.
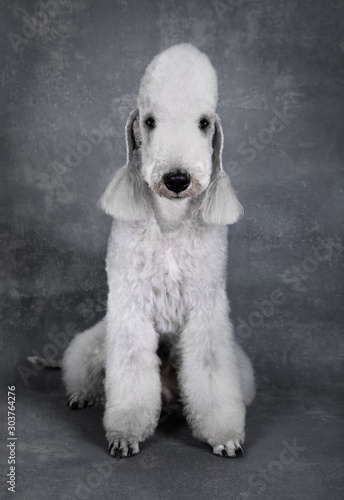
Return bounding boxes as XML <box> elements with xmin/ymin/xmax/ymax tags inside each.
<box><xmin>100</xmin><ymin>44</ymin><xmax>243</xmax><ymax>225</ymax></box>
<box><xmin>134</xmin><ymin>44</ymin><xmax>220</xmax><ymax>201</ymax></box>
<box><xmin>131</xmin><ymin>104</ymin><xmax>218</xmax><ymax>200</ymax></box>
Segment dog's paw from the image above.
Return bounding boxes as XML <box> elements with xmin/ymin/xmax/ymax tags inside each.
<box><xmin>67</xmin><ymin>394</ymin><xmax>96</xmax><ymax>410</ymax></box>
<box><xmin>108</xmin><ymin>439</ymin><xmax>140</xmax><ymax>458</ymax></box>
<box><xmin>212</xmin><ymin>440</ymin><xmax>244</xmax><ymax>458</ymax></box>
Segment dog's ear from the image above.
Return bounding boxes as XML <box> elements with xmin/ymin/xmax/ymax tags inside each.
<box><xmin>200</xmin><ymin>114</ymin><xmax>244</xmax><ymax>225</ymax></box>
<box><xmin>99</xmin><ymin>108</ymin><xmax>147</xmax><ymax>221</ymax></box>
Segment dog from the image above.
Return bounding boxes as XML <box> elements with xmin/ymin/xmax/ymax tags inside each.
<box><xmin>61</xmin><ymin>43</ymin><xmax>255</xmax><ymax>458</ymax></box>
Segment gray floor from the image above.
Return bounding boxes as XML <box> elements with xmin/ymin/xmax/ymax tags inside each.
<box><xmin>3</xmin><ymin>372</ymin><xmax>343</xmax><ymax>500</ymax></box>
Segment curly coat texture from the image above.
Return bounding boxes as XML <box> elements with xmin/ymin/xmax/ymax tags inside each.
<box><xmin>62</xmin><ymin>43</ymin><xmax>255</xmax><ymax>458</ymax></box>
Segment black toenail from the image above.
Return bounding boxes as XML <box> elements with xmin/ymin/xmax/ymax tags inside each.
<box><xmin>235</xmin><ymin>446</ymin><xmax>243</xmax><ymax>457</ymax></box>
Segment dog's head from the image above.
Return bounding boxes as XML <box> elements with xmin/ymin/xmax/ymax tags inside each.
<box><xmin>100</xmin><ymin>44</ymin><xmax>243</xmax><ymax>225</ymax></box>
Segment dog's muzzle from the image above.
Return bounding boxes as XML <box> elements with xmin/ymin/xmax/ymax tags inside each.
<box><xmin>163</xmin><ymin>170</ymin><xmax>191</xmax><ymax>194</ymax></box>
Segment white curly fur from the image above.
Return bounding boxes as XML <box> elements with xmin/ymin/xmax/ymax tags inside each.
<box><xmin>62</xmin><ymin>43</ymin><xmax>255</xmax><ymax>458</ymax></box>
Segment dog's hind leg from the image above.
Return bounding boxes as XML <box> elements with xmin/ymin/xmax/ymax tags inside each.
<box><xmin>62</xmin><ymin>318</ymin><xmax>106</xmax><ymax>409</ymax></box>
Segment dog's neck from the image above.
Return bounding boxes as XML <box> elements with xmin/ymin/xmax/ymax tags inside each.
<box><xmin>150</xmin><ymin>192</ymin><xmax>196</xmax><ymax>231</ymax></box>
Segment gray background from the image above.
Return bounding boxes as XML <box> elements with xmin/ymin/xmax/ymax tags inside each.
<box><xmin>1</xmin><ymin>1</ymin><xmax>343</xmax><ymax>499</ymax></box>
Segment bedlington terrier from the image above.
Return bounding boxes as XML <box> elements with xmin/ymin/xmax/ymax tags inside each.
<box><xmin>62</xmin><ymin>43</ymin><xmax>255</xmax><ymax>458</ymax></box>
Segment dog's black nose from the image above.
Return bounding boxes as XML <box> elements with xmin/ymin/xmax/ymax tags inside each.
<box><xmin>163</xmin><ymin>170</ymin><xmax>191</xmax><ymax>194</ymax></box>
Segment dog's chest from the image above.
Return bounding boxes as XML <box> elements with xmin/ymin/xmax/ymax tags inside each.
<box><xmin>141</xmin><ymin>232</ymin><xmax>191</xmax><ymax>333</ymax></box>
<box><xmin>108</xmin><ymin>220</ymin><xmax>227</xmax><ymax>334</ymax></box>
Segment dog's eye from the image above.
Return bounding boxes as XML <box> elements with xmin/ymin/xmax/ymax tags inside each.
<box><xmin>145</xmin><ymin>117</ymin><xmax>156</xmax><ymax>129</ymax></box>
<box><xmin>199</xmin><ymin>118</ymin><xmax>210</xmax><ymax>130</ymax></box>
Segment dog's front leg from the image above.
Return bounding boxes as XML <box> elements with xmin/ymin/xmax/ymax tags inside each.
<box><xmin>178</xmin><ymin>294</ymin><xmax>246</xmax><ymax>457</ymax></box>
<box><xmin>103</xmin><ymin>302</ymin><xmax>161</xmax><ymax>458</ymax></box>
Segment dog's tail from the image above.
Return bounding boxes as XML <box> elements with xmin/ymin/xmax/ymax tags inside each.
<box><xmin>27</xmin><ymin>356</ymin><xmax>62</xmax><ymax>369</ymax></box>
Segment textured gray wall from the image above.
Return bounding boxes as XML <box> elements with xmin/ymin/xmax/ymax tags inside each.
<box><xmin>1</xmin><ymin>0</ymin><xmax>343</xmax><ymax>392</ymax></box>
